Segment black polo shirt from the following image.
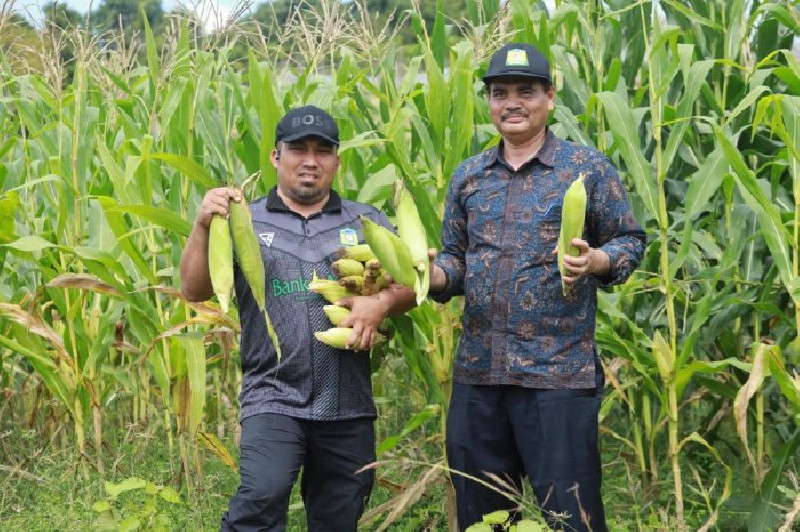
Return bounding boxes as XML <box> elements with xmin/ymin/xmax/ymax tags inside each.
<box><xmin>234</xmin><ymin>187</ymin><xmax>393</xmax><ymax>421</ymax></box>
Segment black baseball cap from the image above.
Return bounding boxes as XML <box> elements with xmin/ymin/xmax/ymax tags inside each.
<box><xmin>482</xmin><ymin>43</ymin><xmax>551</xmax><ymax>85</ymax></box>
<box><xmin>275</xmin><ymin>105</ymin><xmax>339</xmax><ymax>146</ymax></box>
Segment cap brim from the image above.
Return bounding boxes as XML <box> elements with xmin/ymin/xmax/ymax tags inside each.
<box><xmin>279</xmin><ymin>132</ymin><xmax>339</xmax><ymax>146</ymax></box>
<box><xmin>482</xmin><ymin>72</ymin><xmax>551</xmax><ymax>84</ymax></box>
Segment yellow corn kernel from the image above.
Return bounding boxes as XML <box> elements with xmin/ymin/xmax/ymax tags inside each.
<box><xmin>208</xmin><ymin>214</ymin><xmax>233</xmax><ymax>314</ymax></box>
<box><xmin>557</xmin><ymin>174</ymin><xmax>587</xmax><ymax>297</ymax></box>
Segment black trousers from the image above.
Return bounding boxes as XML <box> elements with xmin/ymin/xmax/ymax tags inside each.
<box><xmin>220</xmin><ymin>413</ymin><xmax>375</xmax><ymax>532</ymax></box>
<box><xmin>447</xmin><ymin>377</ymin><xmax>607</xmax><ymax>532</ymax></box>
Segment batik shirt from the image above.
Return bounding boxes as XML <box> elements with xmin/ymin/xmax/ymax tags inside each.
<box><xmin>433</xmin><ymin>130</ymin><xmax>646</xmax><ymax>389</ymax></box>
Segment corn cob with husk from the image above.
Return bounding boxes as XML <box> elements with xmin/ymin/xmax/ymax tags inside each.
<box><xmin>208</xmin><ymin>214</ymin><xmax>233</xmax><ymax>313</ymax></box>
<box><xmin>394</xmin><ymin>180</ymin><xmax>429</xmax><ymax>304</ymax></box>
<box><xmin>360</xmin><ymin>216</ymin><xmax>417</xmax><ymax>288</ymax></box>
<box><xmin>309</xmin><ymin>270</ymin><xmax>358</xmax><ymax>303</ymax></box>
<box><xmin>314</xmin><ymin>327</ymin><xmax>387</xmax><ymax>350</ymax></box>
<box><xmin>332</xmin><ymin>258</ymin><xmax>365</xmax><ymax>278</ymax></box>
<box><xmin>323</xmin><ymin>304</ymin><xmax>351</xmax><ymax>326</ymax></box>
<box><xmin>339</xmin><ymin>275</ymin><xmax>364</xmax><ymax>293</ymax></box>
<box><xmin>364</xmin><ymin>258</ymin><xmax>382</xmax><ymax>273</ymax></box>
<box><xmin>337</xmin><ymin>244</ymin><xmax>376</xmax><ymax>262</ymax></box>
<box><xmin>322</xmin><ymin>305</ymin><xmax>394</xmax><ymax>335</ymax></box>
<box><xmin>557</xmin><ymin>174</ymin><xmax>588</xmax><ymax>297</ymax></box>
<box><xmin>317</xmin><ymin>238</ymin><xmax>409</xmax><ymax>347</ymax></box>
<box><xmin>229</xmin><ymin>196</ymin><xmax>282</xmax><ymax>360</ymax></box>
<box><xmin>361</xmin><ymin>273</ymin><xmax>379</xmax><ymax>296</ymax></box>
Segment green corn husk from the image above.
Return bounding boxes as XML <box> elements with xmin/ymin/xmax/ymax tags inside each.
<box><xmin>229</xmin><ymin>197</ymin><xmax>282</xmax><ymax>360</ymax></box>
<box><xmin>360</xmin><ymin>216</ymin><xmax>417</xmax><ymax>288</ymax></box>
<box><xmin>394</xmin><ymin>180</ymin><xmax>429</xmax><ymax>304</ymax></box>
<box><xmin>557</xmin><ymin>174</ymin><xmax>588</xmax><ymax>297</ymax></box>
<box><xmin>208</xmin><ymin>214</ymin><xmax>233</xmax><ymax>313</ymax></box>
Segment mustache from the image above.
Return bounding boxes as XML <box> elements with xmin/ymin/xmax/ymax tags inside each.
<box><xmin>501</xmin><ymin>112</ymin><xmax>528</xmax><ymax>121</ymax></box>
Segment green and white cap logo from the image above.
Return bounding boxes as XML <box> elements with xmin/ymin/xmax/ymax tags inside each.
<box><xmin>505</xmin><ymin>49</ymin><xmax>529</xmax><ymax>67</ymax></box>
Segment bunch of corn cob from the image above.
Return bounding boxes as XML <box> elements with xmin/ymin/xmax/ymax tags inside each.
<box><xmin>208</xmin><ymin>193</ymin><xmax>282</xmax><ymax>360</ymax></box>
<box><xmin>557</xmin><ymin>173</ymin><xmax>588</xmax><ymax>297</ymax></box>
<box><xmin>359</xmin><ymin>180</ymin><xmax>429</xmax><ymax>304</ymax></box>
<box><xmin>310</xmin><ymin>246</ymin><xmax>394</xmax><ymax>350</ymax></box>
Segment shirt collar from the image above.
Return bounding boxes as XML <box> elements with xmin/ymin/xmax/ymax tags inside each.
<box><xmin>488</xmin><ymin>128</ymin><xmax>558</xmax><ymax>170</ymax></box>
<box><xmin>266</xmin><ymin>187</ymin><xmax>342</xmax><ymax>214</ymax></box>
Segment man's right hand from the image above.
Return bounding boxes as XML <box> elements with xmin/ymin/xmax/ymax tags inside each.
<box><xmin>181</xmin><ymin>187</ymin><xmax>242</xmax><ymax>302</ymax></box>
<box><xmin>196</xmin><ymin>187</ymin><xmax>242</xmax><ymax>229</ymax></box>
<box><xmin>428</xmin><ymin>248</ymin><xmax>446</xmax><ymax>293</ymax></box>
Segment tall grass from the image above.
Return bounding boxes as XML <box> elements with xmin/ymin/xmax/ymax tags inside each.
<box><xmin>1</xmin><ymin>0</ymin><xmax>798</xmax><ymax>529</ymax></box>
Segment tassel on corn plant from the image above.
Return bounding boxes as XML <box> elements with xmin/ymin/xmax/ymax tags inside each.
<box><xmin>557</xmin><ymin>174</ymin><xmax>587</xmax><ymax>297</ymax></box>
<box><xmin>229</xmin><ymin>196</ymin><xmax>282</xmax><ymax>360</ymax></box>
<box><xmin>208</xmin><ymin>214</ymin><xmax>233</xmax><ymax>313</ymax></box>
<box><xmin>394</xmin><ymin>180</ymin><xmax>429</xmax><ymax>304</ymax></box>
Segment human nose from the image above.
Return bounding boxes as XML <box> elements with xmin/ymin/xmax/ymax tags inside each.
<box><xmin>300</xmin><ymin>151</ymin><xmax>319</xmax><ymax>167</ymax></box>
<box><xmin>504</xmin><ymin>94</ymin><xmax>521</xmax><ymax>109</ymax></box>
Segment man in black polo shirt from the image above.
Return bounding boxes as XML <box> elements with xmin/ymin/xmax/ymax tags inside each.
<box><xmin>180</xmin><ymin>106</ymin><xmax>416</xmax><ymax>531</ymax></box>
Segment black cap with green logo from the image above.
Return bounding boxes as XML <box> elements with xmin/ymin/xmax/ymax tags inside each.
<box><xmin>482</xmin><ymin>42</ymin><xmax>551</xmax><ymax>85</ymax></box>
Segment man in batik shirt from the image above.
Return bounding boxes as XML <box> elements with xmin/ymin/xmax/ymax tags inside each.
<box><xmin>429</xmin><ymin>43</ymin><xmax>646</xmax><ymax>532</ymax></box>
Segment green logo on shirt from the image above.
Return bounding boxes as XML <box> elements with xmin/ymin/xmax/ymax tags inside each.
<box><xmin>272</xmin><ymin>277</ymin><xmax>309</xmax><ymax>297</ymax></box>
<box><xmin>271</xmin><ymin>275</ymin><xmax>335</xmax><ymax>298</ymax></box>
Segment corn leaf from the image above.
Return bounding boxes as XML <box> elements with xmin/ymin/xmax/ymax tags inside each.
<box><xmin>596</xmin><ymin>91</ymin><xmax>658</xmax><ymax>219</ymax></box>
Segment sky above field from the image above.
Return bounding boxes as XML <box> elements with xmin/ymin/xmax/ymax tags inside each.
<box><xmin>27</xmin><ymin>0</ymin><xmax>243</xmax><ymax>29</ymax></box>
<box><xmin>26</xmin><ymin>0</ymin><xmax>558</xmax><ymax>31</ymax></box>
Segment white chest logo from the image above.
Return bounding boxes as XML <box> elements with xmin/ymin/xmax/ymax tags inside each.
<box><xmin>258</xmin><ymin>233</ymin><xmax>275</xmax><ymax>247</ymax></box>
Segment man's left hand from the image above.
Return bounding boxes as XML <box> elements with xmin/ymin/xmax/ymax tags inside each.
<box><xmin>554</xmin><ymin>238</ymin><xmax>610</xmax><ymax>284</ymax></box>
<box><xmin>336</xmin><ymin>293</ymin><xmax>390</xmax><ymax>351</ymax></box>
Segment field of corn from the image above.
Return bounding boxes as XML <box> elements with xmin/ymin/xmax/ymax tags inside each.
<box><xmin>1</xmin><ymin>0</ymin><xmax>799</xmax><ymax>530</ymax></box>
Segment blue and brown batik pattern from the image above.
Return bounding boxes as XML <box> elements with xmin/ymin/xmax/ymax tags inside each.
<box><xmin>433</xmin><ymin>130</ymin><xmax>646</xmax><ymax>389</ymax></box>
